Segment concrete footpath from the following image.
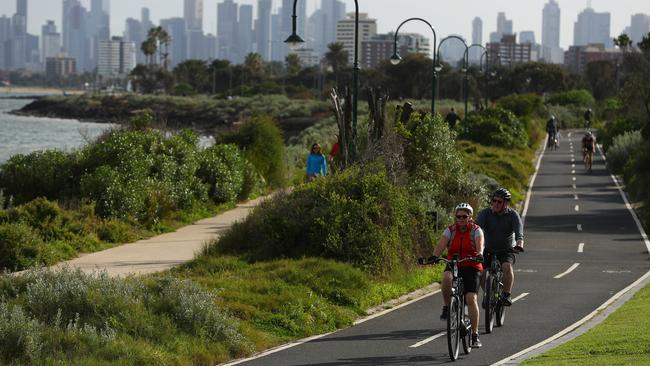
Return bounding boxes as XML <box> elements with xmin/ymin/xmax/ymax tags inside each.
<box><xmin>51</xmin><ymin>196</ymin><xmax>266</xmax><ymax>277</ymax></box>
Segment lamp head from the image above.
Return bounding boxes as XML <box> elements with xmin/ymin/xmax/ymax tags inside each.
<box><xmin>390</xmin><ymin>53</ymin><xmax>402</xmax><ymax>65</ymax></box>
<box><xmin>284</xmin><ymin>33</ymin><xmax>305</xmax><ymax>50</ymax></box>
<box><xmin>435</xmin><ymin>64</ymin><xmax>443</xmax><ymax>72</ymax></box>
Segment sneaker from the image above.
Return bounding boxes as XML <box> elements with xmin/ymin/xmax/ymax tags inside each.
<box><xmin>471</xmin><ymin>333</ymin><xmax>482</xmax><ymax>348</ymax></box>
<box><xmin>440</xmin><ymin>306</ymin><xmax>448</xmax><ymax>320</ymax></box>
<box><xmin>501</xmin><ymin>292</ymin><xmax>512</xmax><ymax>306</ymax></box>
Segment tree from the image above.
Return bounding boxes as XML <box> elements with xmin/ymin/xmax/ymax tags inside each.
<box><xmin>584</xmin><ymin>61</ymin><xmax>617</xmax><ymax>100</ymax></box>
<box><xmin>285</xmin><ymin>53</ymin><xmax>302</xmax><ymax>77</ymax></box>
<box><xmin>141</xmin><ymin>38</ymin><xmax>157</xmax><ymax>65</ymax></box>
<box><xmin>325</xmin><ymin>42</ymin><xmax>349</xmax><ymax>87</ymax></box>
<box><xmin>173</xmin><ymin>60</ymin><xmax>210</xmax><ymax>93</ymax></box>
<box><xmin>243</xmin><ymin>52</ymin><xmax>265</xmax><ymax>83</ymax></box>
<box><xmin>614</xmin><ymin>33</ymin><xmax>633</xmax><ymax>52</ymax></box>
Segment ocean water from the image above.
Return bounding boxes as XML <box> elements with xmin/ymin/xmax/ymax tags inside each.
<box><xmin>0</xmin><ymin>97</ymin><xmax>116</xmax><ymax>163</ymax></box>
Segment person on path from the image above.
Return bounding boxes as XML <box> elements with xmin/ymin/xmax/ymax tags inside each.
<box><xmin>306</xmin><ymin>143</ymin><xmax>327</xmax><ymax>182</ymax></box>
<box><xmin>445</xmin><ymin>108</ymin><xmax>460</xmax><ymax>129</ymax></box>
<box><xmin>476</xmin><ymin>188</ymin><xmax>524</xmax><ymax>307</ymax></box>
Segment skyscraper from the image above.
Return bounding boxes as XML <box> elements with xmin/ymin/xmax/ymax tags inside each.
<box><xmin>184</xmin><ymin>0</ymin><xmax>203</xmax><ymax>31</ymax></box>
<box><xmin>62</xmin><ymin>0</ymin><xmax>92</xmax><ymax>71</ymax></box>
<box><xmin>542</xmin><ymin>0</ymin><xmax>562</xmax><ymax>63</ymax></box>
<box><xmin>90</xmin><ymin>0</ymin><xmax>110</xmax><ymax>70</ymax></box>
<box><xmin>0</xmin><ymin>16</ymin><xmax>11</xmax><ymax>68</ymax></box>
<box><xmin>629</xmin><ymin>14</ymin><xmax>650</xmax><ymax>45</ymax></box>
<box><xmin>217</xmin><ymin>0</ymin><xmax>238</xmax><ymax>60</ymax></box>
<box><xmin>237</xmin><ymin>4</ymin><xmax>253</xmax><ymax>63</ymax></box>
<box><xmin>160</xmin><ymin>17</ymin><xmax>187</xmax><ymax>66</ymax></box>
<box><xmin>490</xmin><ymin>12</ymin><xmax>513</xmax><ymax>43</ymax></box>
<box><xmin>335</xmin><ymin>12</ymin><xmax>376</xmax><ymax>66</ymax></box>
<box><xmin>97</xmin><ymin>36</ymin><xmax>136</xmax><ymax>77</ymax></box>
<box><xmin>573</xmin><ymin>7</ymin><xmax>612</xmax><ymax>48</ymax></box>
<box><xmin>471</xmin><ymin>17</ymin><xmax>482</xmax><ymax>63</ymax></box>
<box><xmin>256</xmin><ymin>0</ymin><xmax>272</xmax><ymax>61</ymax></box>
<box><xmin>519</xmin><ymin>31</ymin><xmax>536</xmax><ymax>44</ymax></box>
<box><xmin>41</xmin><ymin>20</ymin><xmax>61</xmax><ymax>64</ymax></box>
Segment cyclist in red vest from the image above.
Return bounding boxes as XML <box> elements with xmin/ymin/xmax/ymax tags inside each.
<box><xmin>428</xmin><ymin>203</ymin><xmax>485</xmax><ymax>348</ymax></box>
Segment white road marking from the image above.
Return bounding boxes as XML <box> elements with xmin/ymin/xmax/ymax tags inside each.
<box><xmin>577</xmin><ymin>224</ymin><xmax>582</xmax><ymax>231</ymax></box>
<box><xmin>578</xmin><ymin>243</ymin><xmax>584</xmax><ymax>253</ymax></box>
<box><xmin>572</xmin><ymin>184</ymin><xmax>577</xmax><ymax>189</ymax></box>
<box><xmin>572</xmin><ymin>170</ymin><xmax>575</xmax><ymax>174</ymax></box>
<box><xmin>515</xmin><ymin>269</ymin><xmax>538</xmax><ymax>273</ymax></box>
<box><xmin>574</xmin><ymin>205</ymin><xmax>579</xmax><ymax>212</ymax></box>
<box><xmin>568</xmin><ymin>132</ymin><xmax>572</xmax><ymax>137</ymax></box>
<box><xmin>554</xmin><ymin>263</ymin><xmax>580</xmax><ymax>279</ymax></box>
<box><xmin>574</xmin><ymin>194</ymin><xmax>579</xmax><ymax>200</ymax></box>
<box><xmin>603</xmin><ymin>270</ymin><xmax>632</xmax><ymax>274</ymax></box>
<box><xmin>572</xmin><ymin>163</ymin><xmax>575</xmax><ymax>168</ymax></box>
<box><xmin>572</xmin><ymin>177</ymin><xmax>576</xmax><ymax>181</ymax></box>
<box><xmin>512</xmin><ymin>293</ymin><xmax>530</xmax><ymax>303</ymax></box>
<box><xmin>409</xmin><ymin>332</ymin><xmax>446</xmax><ymax>348</ymax></box>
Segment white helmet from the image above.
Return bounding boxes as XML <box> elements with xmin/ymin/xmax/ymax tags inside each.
<box><xmin>455</xmin><ymin>203</ymin><xmax>473</xmax><ymax>215</ymax></box>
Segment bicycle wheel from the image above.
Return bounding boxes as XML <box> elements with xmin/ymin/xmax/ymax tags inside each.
<box><xmin>496</xmin><ymin>294</ymin><xmax>506</xmax><ymax>327</ymax></box>
<box><xmin>461</xmin><ymin>308</ymin><xmax>472</xmax><ymax>355</ymax></box>
<box><xmin>447</xmin><ymin>295</ymin><xmax>460</xmax><ymax>361</ymax></box>
<box><xmin>484</xmin><ymin>274</ymin><xmax>495</xmax><ymax>334</ymax></box>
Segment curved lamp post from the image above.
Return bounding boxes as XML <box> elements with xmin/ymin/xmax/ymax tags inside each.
<box><xmin>438</xmin><ymin>35</ymin><xmax>469</xmax><ymax>117</ymax></box>
<box><xmin>390</xmin><ymin>17</ymin><xmax>438</xmax><ymax>114</ymax></box>
<box><xmin>285</xmin><ymin>0</ymin><xmax>360</xmax><ymax>159</ymax></box>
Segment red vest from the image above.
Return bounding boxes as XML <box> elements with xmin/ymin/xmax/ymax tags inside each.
<box><xmin>447</xmin><ymin>223</ymin><xmax>483</xmax><ymax>271</ymax></box>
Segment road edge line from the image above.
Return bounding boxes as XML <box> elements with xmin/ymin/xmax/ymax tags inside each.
<box><xmin>521</xmin><ymin>134</ymin><xmax>547</xmax><ymax>223</ymax></box>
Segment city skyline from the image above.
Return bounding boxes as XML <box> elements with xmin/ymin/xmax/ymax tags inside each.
<box><xmin>0</xmin><ymin>0</ymin><xmax>648</xmax><ymax>51</ymax></box>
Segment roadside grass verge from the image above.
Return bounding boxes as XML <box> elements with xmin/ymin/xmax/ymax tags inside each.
<box><xmin>522</xmin><ymin>283</ymin><xmax>650</xmax><ymax>366</ymax></box>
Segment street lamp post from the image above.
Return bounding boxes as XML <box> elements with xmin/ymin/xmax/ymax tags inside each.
<box><xmin>438</xmin><ymin>35</ymin><xmax>469</xmax><ymax>117</ymax></box>
<box><xmin>390</xmin><ymin>17</ymin><xmax>438</xmax><ymax>115</ymax></box>
<box><xmin>285</xmin><ymin>0</ymin><xmax>360</xmax><ymax>159</ymax></box>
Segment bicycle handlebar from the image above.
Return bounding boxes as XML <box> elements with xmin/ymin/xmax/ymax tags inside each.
<box><xmin>418</xmin><ymin>256</ymin><xmax>483</xmax><ymax>265</ymax></box>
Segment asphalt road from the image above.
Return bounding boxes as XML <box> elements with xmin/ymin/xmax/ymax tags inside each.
<box><xmin>225</xmin><ymin>131</ymin><xmax>650</xmax><ymax>366</ymax></box>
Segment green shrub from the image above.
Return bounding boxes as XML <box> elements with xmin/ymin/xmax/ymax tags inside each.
<box><xmin>218</xmin><ymin>115</ymin><xmax>286</xmax><ymax>188</ymax></box>
<box><xmin>238</xmin><ymin>158</ymin><xmax>266</xmax><ymax>201</ymax></box>
<box><xmin>599</xmin><ymin>117</ymin><xmax>645</xmax><ymax>152</ymax></box>
<box><xmin>213</xmin><ymin>164</ymin><xmax>431</xmax><ymax>276</ymax></box>
<box><xmin>0</xmin><ymin>150</ymin><xmax>73</xmax><ymax>205</ymax></box>
<box><xmin>497</xmin><ymin>93</ymin><xmax>544</xmax><ymax>117</ymax></box>
<box><xmin>0</xmin><ymin>222</ymin><xmax>45</xmax><ymax>271</ymax></box>
<box><xmin>459</xmin><ymin>107</ymin><xmax>529</xmax><ymax>148</ymax></box>
<box><xmin>6</xmin><ymin>198</ymin><xmax>82</xmax><ymax>242</ymax></box>
<box><xmin>197</xmin><ymin>144</ymin><xmax>245</xmax><ymax>204</ymax></box>
<box><xmin>0</xmin><ymin>302</ymin><xmax>45</xmax><ymax>363</ymax></box>
<box><xmin>606</xmin><ymin>130</ymin><xmax>643</xmax><ymax>174</ymax></box>
<box><xmin>547</xmin><ymin>89</ymin><xmax>595</xmax><ymax>107</ymax></box>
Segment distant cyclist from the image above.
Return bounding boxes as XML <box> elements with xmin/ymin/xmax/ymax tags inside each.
<box><xmin>546</xmin><ymin>115</ymin><xmax>558</xmax><ymax>148</ymax></box>
<box><xmin>428</xmin><ymin>203</ymin><xmax>484</xmax><ymax>348</ymax></box>
<box><xmin>476</xmin><ymin>188</ymin><xmax>524</xmax><ymax>307</ymax></box>
<box><xmin>582</xmin><ymin>131</ymin><xmax>596</xmax><ymax>172</ymax></box>
<box><xmin>583</xmin><ymin>108</ymin><xmax>593</xmax><ymax>129</ymax></box>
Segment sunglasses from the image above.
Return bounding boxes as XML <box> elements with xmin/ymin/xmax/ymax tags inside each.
<box><xmin>456</xmin><ymin>215</ymin><xmax>469</xmax><ymax>219</ymax></box>
<box><xmin>492</xmin><ymin>198</ymin><xmax>504</xmax><ymax>204</ymax></box>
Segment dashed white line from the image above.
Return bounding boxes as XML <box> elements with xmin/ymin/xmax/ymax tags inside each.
<box><xmin>512</xmin><ymin>293</ymin><xmax>530</xmax><ymax>303</ymax></box>
<box><xmin>409</xmin><ymin>332</ymin><xmax>446</xmax><ymax>348</ymax></box>
<box><xmin>577</xmin><ymin>224</ymin><xmax>582</xmax><ymax>231</ymax></box>
<box><xmin>574</xmin><ymin>194</ymin><xmax>579</xmax><ymax>200</ymax></box>
<box><xmin>554</xmin><ymin>263</ymin><xmax>580</xmax><ymax>279</ymax></box>
<box><xmin>574</xmin><ymin>205</ymin><xmax>580</xmax><ymax>212</ymax></box>
<box><xmin>572</xmin><ymin>184</ymin><xmax>577</xmax><ymax>189</ymax></box>
<box><xmin>578</xmin><ymin>243</ymin><xmax>584</xmax><ymax>253</ymax></box>
<box><xmin>572</xmin><ymin>177</ymin><xmax>576</xmax><ymax>181</ymax></box>
<box><xmin>572</xmin><ymin>163</ymin><xmax>575</xmax><ymax>168</ymax></box>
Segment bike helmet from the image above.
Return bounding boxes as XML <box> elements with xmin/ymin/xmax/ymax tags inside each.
<box><xmin>454</xmin><ymin>203</ymin><xmax>473</xmax><ymax>215</ymax></box>
<box><xmin>550</xmin><ymin>115</ymin><xmax>556</xmax><ymax>120</ymax></box>
<box><xmin>585</xmin><ymin>131</ymin><xmax>592</xmax><ymax>137</ymax></box>
<box><xmin>492</xmin><ymin>188</ymin><xmax>512</xmax><ymax>201</ymax></box>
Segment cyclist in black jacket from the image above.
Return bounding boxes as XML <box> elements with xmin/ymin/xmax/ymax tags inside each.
<box><xmin>475</xmin><ymin>188</ymin><xmax>524</xmax><ymax>306</ymax></box>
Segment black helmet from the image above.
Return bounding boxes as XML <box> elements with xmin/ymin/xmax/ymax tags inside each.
<box><xmin>492</xmin><ymin>188</ymin><xmax>512</xmax><ymax>201</ymax></box>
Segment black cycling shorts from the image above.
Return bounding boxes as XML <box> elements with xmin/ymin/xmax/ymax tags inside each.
<box><xmin>484</xmin><ymin>251</ymin><xmax>516</xmax><ymax>267</ymax></box>
<box><xmin>445</xmin><ymin>266</ymin><xmax>481</xmax><ymax>294</ymax></box>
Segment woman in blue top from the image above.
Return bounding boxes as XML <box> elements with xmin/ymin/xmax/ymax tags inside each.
<box><xmin>306</xmin><ymin>143</ymin><xmax>327</xmax><ymax>182</ymax></box>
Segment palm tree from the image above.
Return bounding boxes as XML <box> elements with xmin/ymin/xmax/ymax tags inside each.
<box><xmin>156</xmin><ymin>27</ymin><xmax>172</xmax><ymax>70</ymax></box>
<box><xmin>325</xmin><ymin>42</ymin><xmax>349</xmax><ymax>87</ymax></box>
<box><xmin>244</xmin><ymin>52</ymin><xmax>265</xmax><ymax>83</ymax></box>
<box><xmin>141</xmin><ymin>38</ymin><xmax>157</xmax><ymax>65</ymax></box>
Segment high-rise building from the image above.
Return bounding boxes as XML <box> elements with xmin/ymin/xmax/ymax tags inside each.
<box><xmin>336</xmin><ymin>12</ymin><xmax>376</xmax><ymax>66</ymax></box>
<box><xmin>361</xmin><ymin>32</ymin><xmax>430</xmax><ymax>69</ymax></box>
<box><xmin>90</xmin><ymin>0</ymin><xmax>110</xmax><ymax>70</ymax></box>
<box><xmin>270</xmin><ymin>13</ymin><xmax>283</xmax><ymax>61</ymax></box>
<box><xmin>439</xmin><ymin>34</ymin><xmax>467</xmax><ymax>66</ymax></box>
<box><xmin>184</xmin><ymin>0</ymin><xmax>203</xmax><ymax>31</ymax></box>
<box><xmin>217</xmin><ymin>0</ymin><xmax>238</xmax><ymax>60</ymax></box>
<box><xmin>41</xmin><ymin>20</ymin><xmax>61</xmax><ymax>64</ymax></box>
<box><xmin>187</xmin><ymin>28</ymin><xmax>205</xmax><ymax>59</ymax></box>
<box><xmin>97</xmin><ymin>36</ymin><xmax>136</xmax><ymax>77</ymax></box>
<box><xmin>629</xmin><ymin>14</ymin><xmax>650</xmax><ymax>45</ymax></box>
<box><xmin>542</xmin><ymin>0</ymin><xmax>562</xmax><ymax>63</ymax></box>
<box><xmin>124</xmin><ymin>18</ymin><xmax>144</xmax><ymax>64</ymax></box>
<box><xmin>46</xmin><ymin>56</ymin><xmax>76</xmax><ymax>77</ymax></box>
<box><xmin>471</xmin><ymin>17</ymin><xmax>483</xmax><ymax>63</ymax></box>
<box><xmin>487</xmin><ymin>34</ymin><xmax>534</xmax><ymax>67</ymax></box>
<box><xmin>256</xmin><ymin>0</ymin><xmax>272</xmax><ymax>60</ymax></box>
<box><xmin>141</xmin><ymin>7</ymin><xmax>152</xmax><ymax>32</ymax></box>
<box><xmin>237</xmin><ymin>4</ymin><xmax>253</xmax><ymax>63</ymax></box>
<box><xmin>519</xmin><ymin>31</ymin><xmax>536</xmax><ymax>44</ymax></box>
<box><xmin>160</xmin><ymin>17</ymin><xmax>187</xmax><ymax>66</ymax></box>
<box><xmin>490</xmin><ymin>12</ymin><xmax>513</xmax><ymax>43</ymax></box>
<box><xmin>321</xmin><ymin>0</ymin><xmax>346</xmax><ymax>54</ymax></box>
<box><xmin>62</xmin><ymin>0</ymin><xmax>91</xmax><ymax>72</ymax></box>
<box><xmin>0</xmin><ymin>16</ymin><xmax>11</xmax><ymax>69</ymax></box>
<box><xmin>573</xmin><ymin>7</ymin><xmax>612</xmax><ymax>48</ymax></box>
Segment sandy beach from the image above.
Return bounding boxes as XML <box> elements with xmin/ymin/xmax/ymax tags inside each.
<box><xmin>0</xmin><ymin>86</ymin><xmax>84</xmax><ymax>96</ymax></box>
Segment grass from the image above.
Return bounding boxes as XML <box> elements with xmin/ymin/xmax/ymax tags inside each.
<box><xmin>522</xmin><ymin>283</ymin><xmax>650</xmax><ymax>366</ymax></box>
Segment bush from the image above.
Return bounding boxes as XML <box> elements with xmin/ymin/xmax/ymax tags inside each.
<box><xmin>218</xmin><ymin>115</ymin><xmax>286</xmax><ymax>188</ymax></box>
<box><xmin>197</xmin><ymin>144</ymin><xmax>245</xmax><ymax>204</ymax></box>
<box><xmin>459</xmin><ymin>107</ymin><xmax>529</xmax><ymax>148</ymax></box>
<box><xmin>0</xmin><ymin>150</ymin><xmax>74</xmax><ymax>205</ymax></box>
<box><xmin>497</xmin><ymin>93</ymin><xmax>544</xmax><ymax>117</ymax></box>
<box><xmin>606</xmin><ymin>130</ymin><xmax>643</xmax><ymax>174</ymax></box>
<box><xmin>547</xmin><ymin>89</ymin><xmax>595</xmax><ymax>107</ymax></box>
<box><xmin>213</xmin><ymin>164</ymin><xmax>432</xmax><ymax>276</ymax></box>
<box><xmin>0</xmin><ymin>222</ymin><xmax>45</xmax><ymax>271</ymax></box>
<box><xmin>599</xmin><ymin>117</ymin><xmax>645</xmax><ymax>152</ymax></box>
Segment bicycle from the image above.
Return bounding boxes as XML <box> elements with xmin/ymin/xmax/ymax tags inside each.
<box><xmin>483</xmin><ymin>248</ymin><xmax>522</xmax><ymax>334</ymax></box>
<box><xmin>583</xmin><ymin>149</ymin><xmax>593</xmax><ymax>173</ymax></box>
<box><xmin>421</xmin><ymin>255</ymin><xmax>481</xmax><ymax>361</ymax></box>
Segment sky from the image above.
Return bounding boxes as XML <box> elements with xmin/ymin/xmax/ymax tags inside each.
<box><xmin>0</xmin><ymin>0</ymin><xmax>647</xmax><ymax>49</ymax></box>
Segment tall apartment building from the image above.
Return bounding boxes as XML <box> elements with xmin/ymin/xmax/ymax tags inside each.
<box><xmin>160</xmin><ymin>17</ymin><xmax>187</xmax><ymax>67</ymax></box>
<box><xmin>470</xmin><ymin>17</ymin><xmax>483</xmax><ymax>63</ymax></box>
<box><xmin>336</xmin><ymin>12</ymin><xmax>377</xmax><ymax>66</ymax></box>
<box><xmin>97</xmin><ymin>36</ymin><xmax>136</xmax><ymax>77</ymax></box>
<box><xmin>217</xmin><ymin>0</ymin><xmax>238</xmax><ymax>60</ymax></box>
<box><xmin>564</xmin><ymin>44</ymin><xmax>621</xmax><ymax>74</ymax></box>
<box><xmin>573</xmin><ymin>7</ymin><xmax>612</xmax><ymax>48</ymax></box>
<box><xmin>46</xmin><ymin>56</ymin><xmax>76</xmax><ymax>77</ymax></box>
<box><xmin>184</xmin><ymin>0</ymin><xmax>203</xmax><ymax>31</ymax></box>
<box><xmin>41</xmin><ymin>21</ymin><xmax>61</xmax><ymax>64</ymax></box>
<box><xmin>237</xmin><ymin>4</ymin><xmax>253</xmax><ymax>63</ymax></box>
<box><xmin>629</xmin><ymin>14</ymin><xmax>650</xmax><ymax>45</ymax></box>
<box><xmin>256</xmin><ymin>0</ymin><xmax>272</xmax><ymax>61</ymax></box>
<box><xmin>487</xmin><ymin>34</ymin><xmax>534</xmax><ymax>68</ymax></box>
<box><xmin>490</xmin><ymin>12</ymin><xmax>513</xmax><ymax>43</ymax></box>
<box><xmin>361</xmin><ymin>32</ymin><xmax>430</xmax><ymax>69</ymax></box>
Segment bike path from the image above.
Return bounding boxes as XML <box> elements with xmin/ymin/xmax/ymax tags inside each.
<box><xmin>223</xmin><ymin>131</ymin><xmax>650</xmax><ymax>366</ymax></box>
